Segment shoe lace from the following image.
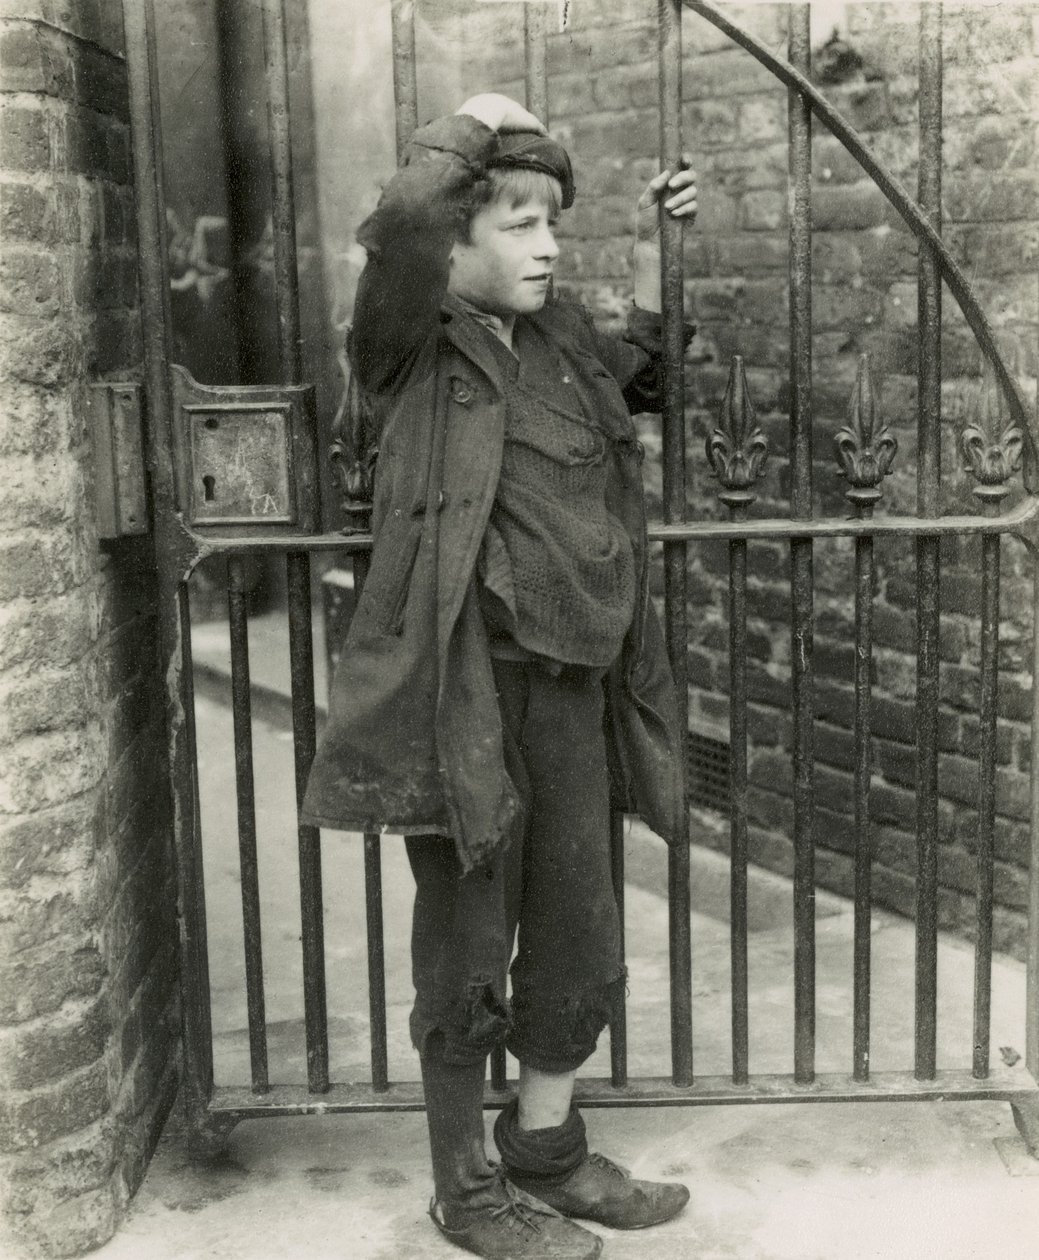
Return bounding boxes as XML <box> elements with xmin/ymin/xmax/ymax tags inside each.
<box><xmin>489</xmin><ymin>1180</ymin><xmax>544</xmax><ymax>1236</ymax></box>
<box><xmin>588</xmin><ymin>1152</ymin><xmax>629</xmax><ymax>1179</ymax></box>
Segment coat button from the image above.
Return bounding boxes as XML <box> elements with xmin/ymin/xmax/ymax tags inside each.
<box><xmin>451</xmin><ymin>377</ymin><xmax>474</xmax><ymax>405</ymax></box>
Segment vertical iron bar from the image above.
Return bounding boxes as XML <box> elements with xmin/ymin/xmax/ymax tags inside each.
<box><xmin>228</xmin><ymin>558</ymin><xmax>270</xmax><ymax>1093</ymax></box>
<box><xmin>729</xmin><ymin>517</ymin><xmax>749</xmax><ymax>1084</ymax></box>
<box><xmin>350</xmin><ymin>548</ymin><xmax>391</xmax><ymax>1091</ymax></box>
<box><xmin>261</xmin><ymin>0</ymin><xmax>329</xmax><ymax>1092</ymax></box>
<box><xmin>915</xmin><ymin>0</ymin><xmax>943</xmax><ymax>1081</ymax></box>
<box><xmin>123</xmin><ymin>0</ymin><xmax>215</xmax><ymax>1119</ymax></box>
<box><xmin>658</xmin><ymin>0</ymin><xmax>693</xmax><ymax>1088</ymax></box>
<box><xmin>852</xmin><ymin>520</ymin><xmax>875</xmax><ymax>1081</ymax></box>
<box><xmin>788</xmin><ymin>3</ymin><xmax>815</xmax><ymax>1086</ymax></box>
<box><xmin>973</xmin><ymin>532</ymin><xmax>1000</xmax><ymax>1078</ymax></box>
<box><xmin>364</xmin><ymin>835</ymin><xmax>389</xmax><ymax>1091</ymax></box>
<box><xmin>524</xmin><ymin>1</ymin><xmax>549</xmax><ymax>123</ymax></box>
<box><xmin>391</xmin><ymin>0</ymin><xmax>419</xmax><ymax>152</ymax></box>
<box><xmin>609</xmin><ymin>810</ymin><xmax>629</xmax><ymax>1088</ymax></box>
<box><xmin>1028</xmin><ymin>567</ymin><xmax>1039</xmax><ymax>1081</ymax></box>
<box><xmin>260</xmin><ymin>0</ymin><xmax>303</xmax><ymax>385</ymax></box>
<box><xmin>287</xmin><ymin>555</ymin><xmax>329</xmax><ymax>1092</ymax></box>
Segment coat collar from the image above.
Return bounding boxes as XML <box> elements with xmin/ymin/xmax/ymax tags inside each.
<box><xmin>440</xmin><ymin>294</ymin><xmax>507</xmax><ymax>393</ymax></box>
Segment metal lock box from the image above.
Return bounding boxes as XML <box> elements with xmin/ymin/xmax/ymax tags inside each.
<box><xmin>171</xmin><ymin>365</ymin><xmax>319</xmax><ymax>534</ymax></box>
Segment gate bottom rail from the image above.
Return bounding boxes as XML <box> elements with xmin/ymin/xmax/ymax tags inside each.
<box><xmin>206</xmin><ymin>1065</ymin><xmax>1039</xmax><ymax>1117</ymax></box>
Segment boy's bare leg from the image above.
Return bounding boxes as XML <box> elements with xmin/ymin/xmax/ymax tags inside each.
<box><xmin>518</xmin><ymin>1064</ymin><xmax>577</xmax><ymax>1130</ymax></box>
<box><xmin>501</xmin><ymin>1062</ymin><xmax>689</xmax><ymax>1230</ymax></box>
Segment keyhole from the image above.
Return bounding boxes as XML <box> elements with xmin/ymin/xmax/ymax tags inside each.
<box><xmin>202</xmin><ymin>474</ymin><xmax>216</xmax><ymax>502</ymax></box>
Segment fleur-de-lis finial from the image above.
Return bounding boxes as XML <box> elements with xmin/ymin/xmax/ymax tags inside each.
<box><xmin>960</xmin><ymin>365</ymin><xmax>1023</xmax><ymax>503</ymax></box>
<box><xmin>330</xmin><ymin>360</ymin><xmax>380</xmax><ymax>534</ymax></box>
<box><xmin>833</xmin><ymin>354</ymin><xmax>897</xmax><ymax>507</ymax></box>
<box><xmin>705</xmin><ymin>356</ymin><xmax>768</xmax><ymax>510</ymax></box>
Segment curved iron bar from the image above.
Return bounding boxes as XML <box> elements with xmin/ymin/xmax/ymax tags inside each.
<box><xmin>683</xmin><ymin>0</ymin><xmax>1039</xmax><ymax>492</ymax></box>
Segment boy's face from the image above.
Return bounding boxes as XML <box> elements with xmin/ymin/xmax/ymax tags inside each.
<box><xmin>448</xmin><ymin>185</ymin><xmax>562</xmax><ymax>319</ymax></box>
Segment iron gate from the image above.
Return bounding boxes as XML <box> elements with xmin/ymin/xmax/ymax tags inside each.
<box><xmin>123</xmin><ymin>0</ymin><xmax>1039</xmax><ymax>1155</ymax></box>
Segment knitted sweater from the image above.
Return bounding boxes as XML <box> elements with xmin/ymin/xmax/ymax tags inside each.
<box><xmin>476</xmin><ymin>317</ymin><xmax>637</xmax><ymax>668</ymax></box>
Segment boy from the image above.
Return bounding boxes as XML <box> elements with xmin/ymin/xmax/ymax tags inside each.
<box><xmin>303</xmin><ymin>92</ymin><xmax>697</xmax><ymax>1259</ymax></box>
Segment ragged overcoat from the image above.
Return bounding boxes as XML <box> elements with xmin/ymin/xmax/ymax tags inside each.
<box><xmin>301</xmin><ymin>113</ymin><xmax>686</xmax><ymax>872</ymax></box>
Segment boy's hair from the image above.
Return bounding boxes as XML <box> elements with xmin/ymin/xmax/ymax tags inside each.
<box><xmin>458</xmin><ymin>167</ymin><xmax>564</xmax><ymax>244</ymax></box>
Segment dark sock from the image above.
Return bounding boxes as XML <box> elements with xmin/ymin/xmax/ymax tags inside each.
<box><xmin>493</xmin><ymin>1096</ymin><xmax>588</xmax><ymax>1187</ymax></box>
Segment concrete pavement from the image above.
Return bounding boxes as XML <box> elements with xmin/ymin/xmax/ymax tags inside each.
<box><xmin>87</xmin><ymin>613</ymin><xmax>1039</xmax><ymax>1260</ymax></box>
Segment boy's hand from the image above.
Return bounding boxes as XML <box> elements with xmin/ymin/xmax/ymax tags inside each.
<box><xmin>457</xmin><ymin>93</ymin><xmax>547</xmax><ymax>135</ymax></box>
<box><xmin>635</xmin><ymin>157</ymin><xmax>698</xmax><ymax>242</ymax></box>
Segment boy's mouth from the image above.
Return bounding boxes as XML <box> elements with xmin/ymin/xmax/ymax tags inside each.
<box><xmin>525</xmin><ymin>273</ymin><xmax>552</xmax><ymax>283</ymax></box>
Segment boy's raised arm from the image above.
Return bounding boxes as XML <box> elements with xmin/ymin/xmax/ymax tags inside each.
<box><xmin>349</xmin><ymin>95</ymin><xmax>545</xmax><ymax>396</ymax></box>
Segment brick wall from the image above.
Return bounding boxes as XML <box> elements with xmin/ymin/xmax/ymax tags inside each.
<box><xmin>0</xmin><ymin>3</ymin><xmax>179</xmax><ymax>1255</ymax></box>
<box><xmin>514</xmin><ymin>0</ymin><xmax>1037</xmax><ymax>955</ymax></box>
<box><xmin>412</xmin><ymin>0</ymin><xmax>1038</xmax><ymax>954</ymax></box>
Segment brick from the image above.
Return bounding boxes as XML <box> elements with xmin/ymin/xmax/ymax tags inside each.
<box><xmin>0</xmin><ymin>594</ymin><xmax>96</xmax><ymax>672</ymax></box>
<box><xmin>0</xmin><ymin>450</ymin><xmax>87</xmax><ymax>530</ymax></box>
<box><xmin>0</xmin><ymin>995</ymin><xmax>110</xmax><ymax>1091</ymax></box>
<box><xmin>15</xmin><ymin>1178</ymin><xmax>123</xmax><ymax>1256</ymax></box>
<box><xmin>945</xmin><ymin>170</ymin><xmax>1039</xmax><ymax>225</ymax></box>
<box><xmin>0</xmin><ymin>659</ymin><xmax>95</xmax><ymax>745</ymax></box>
<box><xmin>946</xmin><ymin>115</ymin><xmax>1035</xmax><ymax>174</ymax></box>
<box><xmin>682</xmin><ymin>48</ymin><xmax>778</xmax><ymax>101</ymax></box>
<box><xmin>0</xmin><ymin>527</ymin><xmax>90</xmax><ymax>599</ymax></box>
<box><xmin>73</xmin><ymin>41</ymin><xmax>128</xmax><ymax>120</ymax></box>
<box><xmin>0</xmin><ymin>1057</ymin><xmax>109</xmax><ymax>1151</ymax></box>
<box><xmin>736</xmin><ymin>96</ymin><xmax>786</xmax><ymax>145</ymax></box>
<box><xmin>813</xmin><ymin>182</ymin><xmax>899</xmax><ymax>232</ymax></box>
<box><xmin>0</xmin><ymin>22</ymin><xmax>74</xmax><ymax>96</ymax></box>
<box><xmin>549</xmin><ymin>23</ymin><xmax>657</xmax><ymax>75</ymax></box>
<box><xmin>0</xmin><ymin>724</ymin><xmax>105</xmax><ymax>812</ymax></box>
<box><xmin>0</xmin><ymin>101</ymin><xmax>56</xmax><ymax>171</ymax></box>
<box><xmin>944</xmin><ymin>59</ymin><xmax>1039</xmax><ymax>121</ymax></box>
<box><xmin>682</xmin><ymin>98</ymin><xmax>740</xmax><ymax>150</ymax></box>
<box><xmin>0</xmin><ymin>936</ymin><xmax>104</xmax><ymax>1024</ymax></box>
<box><xmin>0</xmin><ymin>312</ymin><xmax>82</xmax><ymax>386</ymax></box>
<box><xmin>813</xmin><ymin>722</ymin><xmax>857</xmax><ymax>773</ymax></box>
<box><xmin>570</xmin><ymin>0</ymin><xmax>655</xmax><ymax>28</ymax></box>
<box><xmin>0</xmin><ymin>796</ymin><xmax>98</xmax><ymax>889</ymax></box>
<box><xmin>0</xmin><ymin>177</ymin><xmax>79</xmax><ymax>245</ymax></box>
<box><xmin>741</xmin><ymin>189</ymin><xmax>784</xmax><ymax>231</ymax></box>
<box><xmin>812</xmin><ymin>137</ymin><xmax>867</xmax><ymax>187</ymax></box>
<box><xmin>4</xmin><ymin>1117</ymin><xmax>117</xmax><ymax>1219</ymax></box>
<box><xmin>946</xmin><ymin>6</ymin><xmax>1033</xmax><ymax>65</ymax></box>
<box><xmin>747</xmin><ymin>784</ymin><xmax>793</xmax><ymax>834</ymax></box>
<box><xmin>73</xmin><ymin>246</ymin><xmax>138</xmax><ymax>310</ymax></box>
<box><xmin>813</xmin><ymin>283</ymin><xmax>884</xmax><ymax>331</ymax></box>
<box><xmin>710</xmin><ymin>233</ymin><xmax>788</xmax><ymax>273</ymax></box>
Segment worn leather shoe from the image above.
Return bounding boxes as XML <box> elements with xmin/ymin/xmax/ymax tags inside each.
<box><xmin>506</xmin><ymin>1152</ymin><xmax>689</xmax><ymax>1230</ymax></box>
<box><xmin>430</xmin><ymin>1175</ymin><xmax>603</xmax><ymax>1259</ymax></box>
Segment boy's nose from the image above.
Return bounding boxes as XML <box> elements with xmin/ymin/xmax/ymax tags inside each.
<box><xmin>535</xmin><ymin>227</ymin><xmax>559</xmax><ymax>261</ymax></box>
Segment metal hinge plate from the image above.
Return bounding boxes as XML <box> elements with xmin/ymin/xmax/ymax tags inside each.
<box><xmin>87</xmin><ymin>382</ymin><xmax>148</xmax><ymax>539</ymax></box>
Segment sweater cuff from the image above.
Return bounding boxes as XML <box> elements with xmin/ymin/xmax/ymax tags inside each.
<box><xmin>404</xmin><ymin>113</ymin><xmax>500</xmax><ymax>175</ymax></box>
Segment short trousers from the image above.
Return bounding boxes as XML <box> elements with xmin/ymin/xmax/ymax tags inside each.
<box><xmin>406</xmin><ymin>656</ymin><xmax>625</xmax><ymax>1071</ymax></box>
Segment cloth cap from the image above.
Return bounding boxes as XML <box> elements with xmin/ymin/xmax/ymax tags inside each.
<box><xmin>489</xmin><ymin>131</ymin><xmax>575</xmax><ymax>208</ymax></box>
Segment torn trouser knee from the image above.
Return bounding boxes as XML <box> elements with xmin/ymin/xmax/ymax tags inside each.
<box><xmin>410</xmin><ymin>977</ymin><xmax>512</xmax><ymax>1067</ymax></box>
<box><xmin>506</xmin><ymin>969</ymin><xmax>627</xmax><ymax>1073</ymax></box>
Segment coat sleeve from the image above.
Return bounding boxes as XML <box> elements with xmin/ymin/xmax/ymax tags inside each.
<box><xmin>571</xmin><ymin>302</ymin><xmax>696</xmax><ymax>415</ymax></box>
<box><xmin>349</xmin><ymin>114</ymin><xmax>501</xmax><ymax>396</ymax></box>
